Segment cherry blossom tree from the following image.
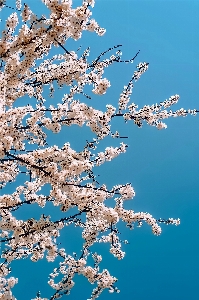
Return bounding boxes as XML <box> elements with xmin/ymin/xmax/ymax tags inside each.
<box><xmin>0</xmin><ymin>0</ymin><xmax>198</xmax><ymax>299</ymax></box>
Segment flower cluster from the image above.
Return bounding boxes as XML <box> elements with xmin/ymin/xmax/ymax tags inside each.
<box><xmin>0</xmin><ymin>0</ymin><xmax>197</xmax><ymax>299</ymax></box>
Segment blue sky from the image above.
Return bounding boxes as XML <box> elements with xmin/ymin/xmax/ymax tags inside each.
<box><xmin>1</xmin><ymin>0</ymin><xmax>199</xmax><ymax>299</ymax></box>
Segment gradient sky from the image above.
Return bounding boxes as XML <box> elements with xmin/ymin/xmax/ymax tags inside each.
<box><xmin>1</xmin><ymin>0</ymin><xmax>199</xmax><ymax>299</ymax></box>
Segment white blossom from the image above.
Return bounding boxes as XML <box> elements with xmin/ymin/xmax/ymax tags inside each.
<box><xmin>0</xmin><ymin>0</ymin><xmax>195</xmax><ymax>299</ymax></box>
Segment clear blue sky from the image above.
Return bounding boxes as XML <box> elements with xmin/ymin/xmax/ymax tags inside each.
<box><xmin>1</xmin><ymin>0</ymin><xmax>199</xmax><ymax>299</ymax></box>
